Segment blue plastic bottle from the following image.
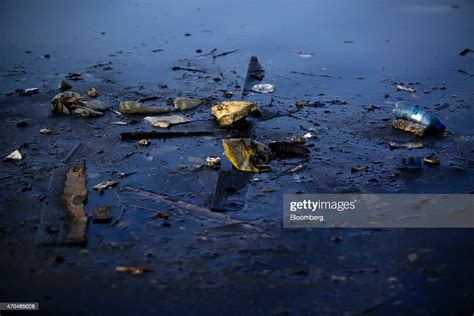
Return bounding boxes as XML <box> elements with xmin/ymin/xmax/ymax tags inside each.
<box><xmin>392</xmin><ymin>101</ymin><xmax>446</xmax><ymax>132</ymax></box>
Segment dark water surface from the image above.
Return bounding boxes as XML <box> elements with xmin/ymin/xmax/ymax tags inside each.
<box><xmin>0</xmin><ymin>0</ymin><xmax>473</xmax><ymax>314</ymax></box>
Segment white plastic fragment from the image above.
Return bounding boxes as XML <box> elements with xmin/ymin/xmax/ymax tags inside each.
<box><xmin>297</xmin><ymin>52</ymin><xmax>314</xmax><ymax>58</ymax></box>
<box><xmin>396</xmin><ymin>84</ymin><xmax>416</xmax><ymax>93</ymax></box>
<box><xmin>251</xmin><ymin>83</ymin><xmax>274</xmax><ymax>93</ymax></box>
<box><xmin>144</xmin><ymin>115</ymin><xmax>190</xmax><ymax>128</ymax></box>
<box><xmin>4</xmin><ymin>150</ymin><xmax>22</xmax><ymax>161</ymax></box>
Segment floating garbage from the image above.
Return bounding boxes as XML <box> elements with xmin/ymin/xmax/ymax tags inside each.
<box><xmin>92</xmin><ymin>206</ymin><xmax>112</xmax><ymax>223</ymax></box>
<box><xmin>424</xmin><ymin>154</ymin><xmax>440</xmax><ymax>166</ymax></box>
<box><xmin>392</xmin><ymin>119</ymin><xmax>427</xmax><ymax>137</ymax></box>
<box><xmin>93</xmin><ymin>180</ymin><xmax>119</xmax><ymax>194</ymax></box>
<box><xmin>144</xmin><ymin>115</ymin><xmax>190</xmax><ymax>128</ymax></box>
<box><xmin>393</xmin><ymin>101</ymin><xmax>445</xmax><ymax>133</ymax></box>
<box><xmin>138</xmin><ymin>139</ymin><xmax>150</xmax><ymax>146</ymax></box>
<box><xmin>459</xmin><ymin>48</ymin><xmax>473</xmax><ymax>56</ymax></box>
<box><xmin>268</xmin><ymin>142</ymin><xmax>310</xmax><ymax>158</ymax></box>
<box><xmin>205</xmin><ymin>156</ymin><xmax>221</xmax><ymax>169</ymax></box>
<box><xmin>173</xmin><ymin>97</ymin><xmax>204</xmax><ymax>111</ymax></box>
<box><xmin>4</xmin><ymin>150</ymin><xmax>22</xmax><ymax>161</ymax></box>
<box><xmin>40</xmin><ymin>128</ymin><xmax>52</xmax><ymax>135</ymax></box>
<box><xmin>297</xmin><ymin>51</ymin><xmax>314</xmax><ymax>58</ymax></box>
<box><xmin>51</xmin><ymin>91</ymin><xmax>107</xmax><ymax>117</ymax></box>
<box><xmin>222</xmin><ymin>138</ymin><xmax>272</xmax><ymax>172</ymax></box>
<box><xmin>351</xmin><ymin>165</ymin><xmax>368</xmax><ymax>173</ymax></box>
<box><xmin>291</xmin><ymin>135</ymin><xmax>306</xmax><ymax>143</ymax></box>
<box><xmin>16</xmin><ymin>88</ymin><xmax>39</xmax><ymax>96</ymax></box>
<box><xmin>211</xmin><ymin>101</ymin><xmax>257</xmax><ymax>126</ymax></box>
<box><xmin>115</xmin><ymin>266</ymin><xmax>154</xmax><ymax>275</ymax></box>
<box><xmin>388</xmin><ymin>141</ymin><xmax>424</xmax><ymax>150</ymax></box>
<box><xmin>119</xmin><ymin>101</ymin><xmax>168</xmax><ymax>115</ymax></box>
<box><xmin>396</xmin><ymin>84</ymin><xmax>416</xmax><ymax>93</ymax></box>
<box><xmin>87</xmin><ymin>87</ymin><xmax>98</xmax><ymax>98</ymax></box>
<box><xmin>251</xmin><ymin>83</ymin><xmax>274</xmax><ymax>93</ymax></box>
<box><xmin>58</xmin><ymin>80</ymin><xmax>72</xmax><ymax>91</ymax></box>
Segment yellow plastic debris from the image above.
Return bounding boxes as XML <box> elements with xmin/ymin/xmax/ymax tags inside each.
<box><xmin>222</xmin><ymin>138</ymin><xmax>271</xmax><ymax>173</ymax></box>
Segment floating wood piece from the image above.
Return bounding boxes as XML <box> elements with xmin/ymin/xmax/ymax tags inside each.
<box><xmin>392</xmin><ymin>119</ymin><xmax>427</xmax><ymax>137</ymax></box>
<box><xmin>63</xmin><ymin>165</ymin><xmax>88</xmax><ymax>244</ymax></box>
<box><xmin>120</xmin><ymin>130</ymin><xmax>214</xmax><ymax>140</ymax></box>
<box><xmin>268</xmin><ymin>142</ymin><xmax>310</xmax><ymax>158</ymax></box>
<box><xmin>93</xmin><ymin>206</ymin><xmax>112</xmax><ymax>223</ymax></box>
<box><xmin>211</xmin><ymin>170</ymin><xmax>251</xmax><ymax>212</ymax></box>
<box><xmin>388</xmin><ymin>141</ymin><xmax>424</xmax><ymax>150</ymax></box>
<box><xmin>241</xmin><ymin>56</ymin><xmax>265</xmax><ymax>98</ymax></box>
<box><xmin>213</xmin><ymin>49</ymin><xmax>238</xmax><ymax>60</ymax></box>
<box><xmin>36</xmin><ymin>164</ymin><xmax>88</xmax><ymax>246</ymax></box>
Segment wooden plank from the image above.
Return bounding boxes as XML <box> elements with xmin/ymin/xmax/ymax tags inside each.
<box><xmin>120</xmin><ymin>130</ymin><xmax>214</xmax><ymax>140</ymax></box>
<box><xmin>36</xmin><ymin>164</ymin><xmax>88</xmax><ymax>246</ymax></box>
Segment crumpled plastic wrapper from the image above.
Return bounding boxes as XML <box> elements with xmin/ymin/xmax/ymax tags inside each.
<box><xmin>51</xmin><ymin>91</ymin><xmax>107</xmax><ymax>117</ymax></box>
<box><xmin>222</xmin><ymin>138</ymin><xmax>272</xmax><ymax>173</ymax></box>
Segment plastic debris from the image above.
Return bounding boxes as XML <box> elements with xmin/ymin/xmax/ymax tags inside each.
<box><xmin>58</xmin><ymin>80</ymin><xmax>72</xmax><ymax>91</ymax></box>
<box><xmin>110</xmin><ymin>121</ymin><xmax>129</xmax><ymax>126</ymax></box>
<box><xmin>393</xmin><ymin>101</ymin><xmax>445</xmax><ymax>132</ymax></box>
<box><xmin>144</xmin><ymin>115</ymin><xmax>190</xmax><ymax>128</ymax></box>
<box><xmin>351</xmin><ymin>165</ymin><xmax>368</xmax><ymax>173</ymax></box>
<box><xmin>4</xmin><ymin>150</ymin><xmax>22</xmax><ymax>161</ymax></box>
<box><xmin>222</xmin><ymin>138</ymin><xmax>272</xmax><ymax>173</ymax></box>
<box><xmin>87</xmin><ymin>87</ymin><xmax>98</xmax><ymax>98</ymax></box>
<box><xmin>65</xmin><ymin>73</ymin><xmax>82</xmax><ymax>81</ymax></box>
<box><xmin>388</xmin><ymin>141</ymin><xmax>424</xmax><ymax>150</ymax></box>
<box><xmin>205</xmin><ymin>156</ymin><xmax>221</xmax><ymax>169</ymax></box>
<box><xmin>407</xmin><ymin>252</ymin><xmax>419</xmax><ymax>262</ymax></box>
<box><xmin>392</xmin><ymin>119</ymin><xmax>427</xmax><ymax>137</ymax></box>
<box><xmin>40</xmin><ymin>128</ymin><xmax>52</xmax><ymax>135</ymax></box>
<box><xmin>396</xmin><ymin>84</ymin><xmax>416</xmax><ymax>93</ymax></box>
<box><xmin>93</xmin><ymin>206</ymin><xmax>112</xmax><ymax>223</ymax></box>
<box><xmin>119</xmin><ymin>101</ymin><xmax>168</xmax><ymax>115</ymax></box>
<box><xmin>297</xmin><ymin>51</ymin><xmax>314</xmax><ymax>58</ymax></box>
<box><xmin>138</xmin><ymin>139</ymin><xmax>150</xmax><ymax>146</ymax></box>
<box><xmin>173</xmin><ymin>97</ymin><xmax>204</xmax><ymax>111</ymax></box>
<box><xmin>291</xmin><ymin>135</ymin><xmax>306</xmax><ymax>143</ymax></box>
<box><xmin>16</xmin><ymin>120</ymin><xmax>29</xmax><ymax>127</ymax></box>
<box><xmin>211</xmin><ymin>101</ymin><xmax>257</xmax><ymax>126</ymax></box>
<box><xmin>268</xmin><ymin>142</ymin><xmax>310</xmax><ymax>158</ymax></box>
<box><xmin>251</xmin><ymin>83</ymin><xmax>274</xmax><ymax>93</ymax></box>
<box><xmin>424</xmin><ymin>154</ymin><xmax>440</xmax><ymax>166</ymax></box>
<box><xmin>93</xmin><ymin>180</ymin><xmax>119</xmax><ymax>193</ymax></box>
<box><xmin>16</xmin><ymin>88</ymin><xmax>39</xmax><ymax>96</ymax></box>
<box><xmin>459</xmin><ymin>48</ymin><xmax>473</xmax><ymax>56</ymax></box>
<box><xmin>51</xmin><ymin>91</ymin><xmax>107</xmax><ymax>117</ymax></box>
<box><xmin>115</xmin><ymin>266</ymin><xmax>154</xmax><ymax>275</ymax></box>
